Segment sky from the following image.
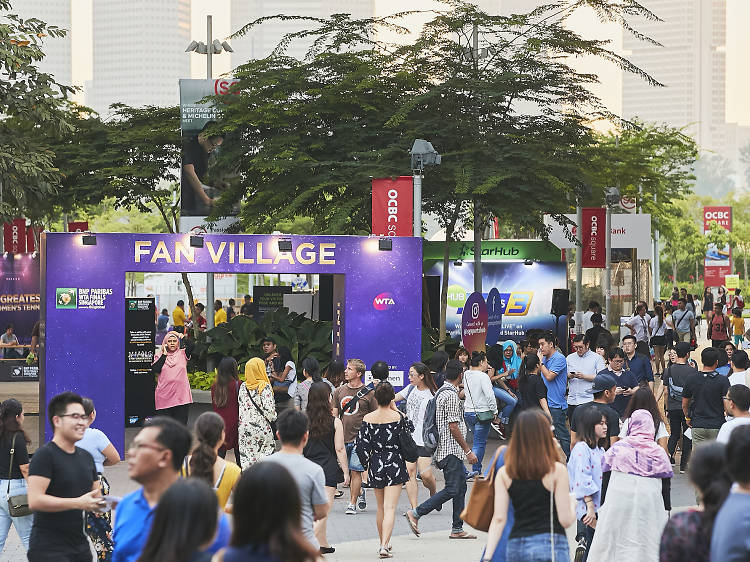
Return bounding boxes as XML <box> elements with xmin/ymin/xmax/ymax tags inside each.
<box><xmin>68</xmin><ymin>0</ymin><xmax>750</xmax><ymax>125</ymax></box>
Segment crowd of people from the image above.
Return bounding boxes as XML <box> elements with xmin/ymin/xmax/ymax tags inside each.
<box><xmin>3</xmin><ymin>293</ymin><xmax>750</xmax><ymax>560</ymax></box>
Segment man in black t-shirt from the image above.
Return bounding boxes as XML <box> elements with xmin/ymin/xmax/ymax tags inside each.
<box><xmin>181</xmin><ymin>121</ymin><xmax>225</xmax><ymax>216</ymax></box>
<box><xmin>27</xmin><ymin>392</ymin><xmax>102</xmax><ymax>561</ymax></box>
<box><xmin>570</xmin><ymin>373</ymin><xmax>621</xmax><ymax>449</ymax></box>
<box><xmin>683</xmin><ymin>347</ymin><xmax>730</xmax><ymax>447</ymax></box>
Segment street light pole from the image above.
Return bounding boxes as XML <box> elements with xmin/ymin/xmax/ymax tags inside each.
<box><xmin>575</xmin><ymin>205</ymin><xmax>583</xmax><ymax>333</ymax></box>
<box><xmin>413</xmin><ymin>174</ymin><xmax>422</xmax><ymax>237</ymax></box>
<box><xmin>205</xmin><ymin>15</ymin><xmax>215</xmax><ymax>331</ymax></box>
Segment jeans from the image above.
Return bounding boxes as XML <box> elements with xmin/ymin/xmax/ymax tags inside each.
<box><xmin>0</xmin><ymin>478</ymin><xmax>33</xmax><ymax>551</ymax></box>
<box><xmin>415</xmin><ymin>454</ymin><xmax>467</xmax><ymax>533</ymax></box>
<box><xmin>667</xmin><ymin>409</ymin><xmax>691</xmax><ymax>470</ymax></box>
<box><xmin>506</xmin><ymin>533</ymin><xmax>569</xmax><ymax>562</ymax></box>
<box><xmin>492</xmin><ymin>388</ymin><xmax>517</xmax><ymax>423</ymax></box>
<box><xmin>1</xmin><ymin>348</ymin><xmax>22</xmax><ymax>359</ymax></box>
<box><xmin>464</xmin><ymin>412</ymin><xmax>491</xmax><ymax>473</ymax></box>
<box><xmin>549</xmin><ymin>407</ymin><xmax>570</xmax><ymax>460</ymax></box>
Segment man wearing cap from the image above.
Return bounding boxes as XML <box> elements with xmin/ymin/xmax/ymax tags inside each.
<box><xmin>566</xmin><ymin>334</ymin><xmax>606</xmax><ymax>422</ymax></box>
<box><xmin>570</xmin><ymin>373</ymin><xmax>620</xmax><ymax>449</ymax></box>
<box><xmin>660</xmin><ymin>342</ymin><xmax>697</xmax><ymax>472</ymax></box>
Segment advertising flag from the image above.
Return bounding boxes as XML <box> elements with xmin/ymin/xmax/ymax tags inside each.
<box><xmin>372</xmin><ymin>177</ymin><xmax>414</xmax><ymax>237</ymax></box>
<box><xmin>582</xmin><ymin>207</ymin><xmax>606</xmax><ymax>268</ymax></box>
<box><xmin>704</xmin><ymin>206</ymin><xmax>732</xmax><ymax>287</ymax></box>
<box><xmin>3</xmin><ymin>219</ymin><xmax>26</xmax><ymax>254</ymax></box>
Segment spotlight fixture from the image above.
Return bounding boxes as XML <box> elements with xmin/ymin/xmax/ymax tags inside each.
<box><xmin>31</xmin><ymin>251</ymin><xmax>38</xmax><ymax>259</ymax></box>
<box><xmin>378</xmin><ymin>238</ymin><xmax>392</xmax><ymax>251</ymax></box>
<box><xmin>82</xmin><ymin>234</ymin><xmax>97</xmax><ymax>246</ymax></box>
<box><xmin>278</xmin><ymin>239</ymin><xmax>293</xmax><ymax>252</ymax></box>
<box><xmin>454</xmin><ymin>258</ymin><xmax>463</xmax><ymax>266</ymax></box>
<box><xmin>189</xmin><ymin>235</ymin><xmax>204</xmax><ymax>248</ymax></box>
<box><xmin>523</xmin><ymin>258</ymin><xmax>534</xmax><ymax>266</ymax></box>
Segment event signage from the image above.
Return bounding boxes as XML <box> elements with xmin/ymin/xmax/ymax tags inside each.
<box><xmin>179</xmin><ymin>78</ymin><xmax>239</xmax><ymax>232</ymax></box>
<box><xmin>3</xmin><ymin>219</ymin><xmax>26</xmax><ymax>254</ymax></box>
<box><xmin>704</xmin><ymin>206</ymin><xmax>732</xmax><ymax>287</ymax></box>
<box><xmin>42</xmin><ymin>233</ymin><xmax>422</xmax><ymax>452</ymax></box>
<box><xmin>124</xmin><ymin>298</ymin><xmax>156</xmax><ymax>427</ymax></box>
<box><xmin>371</xmin><ymin>177</ymin><xmax>414</xmax><ymax>237</ymax></box>
<box><xmin>67</xmin><ymin>221</ymin><xmax>89</xmax><ymax>233</ymax></box>
<box><xmin>582</xmin><ymin>207</ymin><xmax>606</xmax><ymax>268</ymax></box>
<box><xmin>545</xmin><ymin>213</ymin><xmax>652</xmax><ymax>259</ymax></box>
<box><xmin>253</xmin><ymin>286</ymin><xmax>293</xmax><ymax>319</ymax></box>
<box><xmin>461</xmin><ymin>292</ymin><xmax>488</xmax><ymax>353</ymax></box>
<box><xmin>485</xmin><ymin>288</ymin><xmax>503</xmax><ymax>346</ymax></box>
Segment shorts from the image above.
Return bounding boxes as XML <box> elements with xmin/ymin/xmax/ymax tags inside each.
<box><xmin>345</xmin><ymin>442</ymin><xmax>364</xmax><ymax>472</ymax></box>
<box><xmin>417</xmin><ymin>446</ymin><xmax>433</xmax><ymax>458</ymax></box>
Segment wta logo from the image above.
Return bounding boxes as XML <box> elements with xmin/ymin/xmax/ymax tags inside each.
<box><xmin>373</xmin><ymin>292</ymin><xmax>396</xmax><ymax>311</ymax></box>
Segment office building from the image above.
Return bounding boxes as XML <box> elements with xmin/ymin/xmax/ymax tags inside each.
<box><xmin>86</xmin><ymin>0</ymin><xmax>191</xmax><ymax>116</ymax></box>
<box><xmin>622</xmin><ymin>0</ymin><xmax>727</xmax><ymax>154</ymax></box>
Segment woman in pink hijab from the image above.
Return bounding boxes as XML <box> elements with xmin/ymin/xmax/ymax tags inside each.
<box><xmin>587</xmin><ymin>409</ymin><xmax>673</xmax><ymax>561</ymax></box>
<box><xmin>151</xmin><ymin>331</ymin><xmax>194</xmax><ymax>424</ymax></box>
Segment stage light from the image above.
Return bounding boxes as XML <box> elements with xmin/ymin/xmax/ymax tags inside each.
<box><xmin>378</xmin><ymin>238</ymin><xmax>392</xmax><ymax>251</ymax></box>
<box><xmin>82</xmin><ymin>234</ymin><xmax>97</xmax><ymax>246</ymax></box>
<box><xmin>523</xmin><ymin>258</ymin><xmax>534</xmax><ymax>266</ymax></box>
<box><xmin>278</xmin><ymin>239</ymin><xmax>293</xmax><ymax>252</ymax></box>
<box><xmin>31</xmin><ymin>251</ymin><xmax>38</xmax><ymax>258</ymax></box>
<box><xmin>189</xmin><ymin>235</ymin><xmax>204</xmax><ymax>248</ymax></box>
<box><xmin>454</xmin><ymin>258</ymin><xmax>463</xmax><ymax>266</ymax></box>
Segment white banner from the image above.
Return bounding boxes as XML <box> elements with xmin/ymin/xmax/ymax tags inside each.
<box><xmin>545</xmin><ymin>213</ymin><xmax>652</xmax><ymax>259</ymax></box>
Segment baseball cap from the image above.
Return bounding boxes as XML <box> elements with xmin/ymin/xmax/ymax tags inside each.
<box><xmin>675</xmin><ymin>342</ymin><xmax>691</xmax><ymax>358</ymax></box>
<box><xmin>587</xmin><ymin>372</ymin><xmax>617</xmax><ymax>394</ymax></box>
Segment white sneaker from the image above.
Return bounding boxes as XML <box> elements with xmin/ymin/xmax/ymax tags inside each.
<box><xmin>345</xmin><ymin>503</ymin><xmax>357</xmax><ymax>515</ymax></box>
<box><xmin>357</xmin><ymin>489</ymin><xmax>367</xmax><ymax>511</ymax></box>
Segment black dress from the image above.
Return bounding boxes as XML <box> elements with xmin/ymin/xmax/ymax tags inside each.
<box><xmin>355</xmin><ymin>420</ymin><xmax>409</xmax><ymax>488</ymax></box>
<box><xmin>303</xmin><ymin>418</ymin><xmax>344</xmax><ymax>488</ymax></box>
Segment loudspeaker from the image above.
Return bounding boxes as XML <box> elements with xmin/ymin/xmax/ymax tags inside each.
<box><xmin>551</xmin><ymin>289</ymin><xmax>570</xmax><ymax>317</ymax></box>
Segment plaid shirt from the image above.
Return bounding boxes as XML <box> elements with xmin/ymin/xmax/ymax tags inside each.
<box><xmin>435</xmin><ymin>381</ymin><xmax>467</xmax><ymax>463</ymax></box>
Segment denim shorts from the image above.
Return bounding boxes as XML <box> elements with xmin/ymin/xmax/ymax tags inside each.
<box><xmin>345</xmin><ymin>442</ymin><xmax>364</xmax><ymax>472</ymax></box>
<box><xmin>507</xmin><ymin>533</ymin><xmax>569</xmax><ymax>562</ymax></box>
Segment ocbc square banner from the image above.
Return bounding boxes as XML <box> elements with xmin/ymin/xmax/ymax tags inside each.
<box><xmin>704</xmin><ymin>206</ymin><xmax>732</xmax><ymax>287</ymax></box>
<box><xmin>703</xmin><ymin>206</ymin><xmax>731</xmax><ymax>231</ymax></box>
<box><xmin>372</xmin><ymin>177</ymin><xmax>414</xmax><ymax>237</ymax></box>
<box><xmin>3</xmin><ymin>219</ymin><xmax>26</xmax><ymax>254</ymax></box>
<box><xmin>582</xmin><ymin>207</ymin><xmax>606</xmax><ymax>268</ymax></box>
<box><xmin>68</xmin><ymin>221</ymin><xmax>89</xmax><ymax>233</ymax></box>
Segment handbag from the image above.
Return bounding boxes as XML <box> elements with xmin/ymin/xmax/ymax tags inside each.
<box><xmin>460</xmin><ymin>446</ymin><xmax>504</xmax><ymax>532</ymax></box>
<box><xmin>464</xmin><ymin>373</ymin><xmax>495</xmax><ymax>422</ymax></box>
<box><xmin>397</xmin><ymin>414</ymin><xmax>419</xmax><ymax>463</ymax></box>
<box><xmin>244</xmin><ymin>384</ymin><xmax>278</xmax><ymax>436</ymax></box>
<box><xmin>7</xmin><ymin>434</ymin><xmax>31</xmax><ymax>517</ymax></box>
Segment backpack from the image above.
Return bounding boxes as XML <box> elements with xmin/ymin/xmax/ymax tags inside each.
<box><xmin>422</xmin><ymin>386</ymin><xmax>451</xmax><ymax>453</ymax></box>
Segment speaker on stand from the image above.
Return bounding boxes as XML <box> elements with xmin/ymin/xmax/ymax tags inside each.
<box><xmin>551</xmin><ymin>289</ymin><xmax>570</xmax><ymax>355</ymax></box>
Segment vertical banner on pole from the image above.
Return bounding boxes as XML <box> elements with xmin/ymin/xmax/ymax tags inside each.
<box><xmin>581</xmin><ymin>207</ymin><xmax>606</xmax><ymax>268</ymax></box>
<box><xmin>703</xmin><ymin>206</ymin><xmax>732</xmax><ymax>286</ymax></box>
<box><xmin>3</xmin><ymin>219</ymin><xmax>27</xmax><ymax>254</ymax></box>
<box><xmin>67</xmin><ymin>221</ymin><xmax>89</xmax><ymax>233</ymax></box>
<box><xmin>371</xmin><ymin>177</ymin><xmax>414</xmax><ymax>237</ymax></box>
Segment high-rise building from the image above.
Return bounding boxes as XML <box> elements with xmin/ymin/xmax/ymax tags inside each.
<box><xmin>10</xmin><ymin>0</ymin><xmax>72</xmax><ymax>87</ymax></box>
<box><xmin>622</xmin><ymin>0</ymin><xmax>727</xmax><ymax>154</ymax></box>
<box><xmin>86</xmin><ymin>0</ymin><xmax>191</xmax><ymax>116</ymax></box>
<box><xmin>230</xmin><ymin>1</ymin><xmax>376</xmax><ymax>67</ymax></box>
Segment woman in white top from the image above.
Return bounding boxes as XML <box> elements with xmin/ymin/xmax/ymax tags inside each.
<box><xmin>463</xmin><ymin>351</ymin><xmax>499</xmax><ymax>477</ymax></box>
<box><xmin>649</xmin><ymin>304</ymin><xmax>668</xmax><ymax>376</ymax></box>
<box><xmin>394</xmin><ymin>362</ymin><xmax>438</xmax><ymax>509</ymax></box>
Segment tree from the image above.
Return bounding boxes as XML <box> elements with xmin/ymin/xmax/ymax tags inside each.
<box><xmin>660</xmin><ymin>215</ymin><xmax>703</xmax><ymax>284</ymax></box>
<box><xmin>0</xmin><ymin>1</ymin><xmax>76</xmax><ymax>222</ymax></box>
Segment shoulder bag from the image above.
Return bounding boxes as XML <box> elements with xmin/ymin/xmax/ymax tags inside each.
<box><xmin>7</xmin><ymin>434</ymin><xmax>31</xmax><ymax>517</ymax></box>
<box><xmin>244</xmin><ymin>384</ymin><xmax>278</xmax><ymax>436</ymax></box>
<box><xmin>460</xmin><ymin>446</ymin><xmax>504</xmax><ymax>532</ymax></box>
<box><xmin>397</xmin><ymin>384</ymin><xmax>415</xmax><ymax>414</ymax></box>
<box><xmin>464</xmin><ymin>373</ymin><xmax>495</xmax><ymax>422</ymax></box>
<box><xmin>397</xmin><ymin>413</ymin><xmax>419</xmax><ymax>463</ymax></box>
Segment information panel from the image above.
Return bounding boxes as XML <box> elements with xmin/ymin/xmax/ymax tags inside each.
<box><xmin>125</xmin><ymin>297</ymin><xmax>156</xmax><ymax>427</ymax></box>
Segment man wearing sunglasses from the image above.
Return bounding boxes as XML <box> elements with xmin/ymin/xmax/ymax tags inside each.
<box><xmin>27</xmin><ymin>392</ymin><xmax>103</xmax><ymax>561</ymax></box>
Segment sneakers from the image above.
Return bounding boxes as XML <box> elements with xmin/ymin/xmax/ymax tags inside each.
<box><xmin>345</xmin><ymin>503</ymin><xmax>357</xmax><ymax>515</ymax></box>
<box><xmin>357</xmin><ymin>489</ymin><xmax>367</xmax><ymax>511</ymax></box>
<box><xmin>490</xmin><ymin>421</ymin><xmax>505</xmax><ymax>439</ymax></box>
<box><xmin>466</xmin><ymin>470</ymin><xmax>480</xmax><ymax>481</ymax></box>
<box><xmin>574</xmin><ymin>536</ymin><xmax>587</xmax><ymax>562</ymax></box>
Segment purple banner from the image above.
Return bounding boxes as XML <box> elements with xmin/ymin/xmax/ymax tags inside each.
<box><xmin>0</xmin><ymin>254</ymin><xmax>40</xmax><ymax>344</ymax></box>
<box><xmin>461</xmin><ymin>292</ymin><xmax>488</xmax><ymax>354</ymax></box>
<box><xmin>41</xmin><ymin>233</ymin><xmax>422</xmax><ymax>453</ymax></box>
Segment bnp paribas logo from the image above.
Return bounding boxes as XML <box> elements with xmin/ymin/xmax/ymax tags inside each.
<box><xmin>55</xmin><ymin>288</ymin><xmax>77</xmax><ymax>309</ymax></box>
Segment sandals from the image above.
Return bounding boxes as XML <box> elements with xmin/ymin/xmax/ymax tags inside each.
<box><xmin>449</xmin><ymin>531</ymin><xmax>477</xmax><ymax>539</ymax></box>
<box><xmin>404</xmin><ymin>510</ymin><xmax>420</xmax><ymax>537</ymax></box>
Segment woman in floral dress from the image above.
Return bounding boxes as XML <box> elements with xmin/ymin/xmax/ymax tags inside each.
<box><xmin>238</xmin><ymin>357</ymin><xmax>277</xmax><ymax>469</ymax></box>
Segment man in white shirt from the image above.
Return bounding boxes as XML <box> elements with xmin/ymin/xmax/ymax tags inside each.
<box><xmin>582</xmin><ymin>301</ymin><xmax>599</xmax><ymax>332</ymax></box>
<box><xmin>729</xmin><ymin>350</ymin><xmax>749</xmax><ymax>387</ymax></box>
<box><xmin>717</xmin><ymin>385</ymin><xmax>750</xmax><ymax>444</ymax></box>
<box><xmin>566</xmin><ymin>334</ymin><xmax>606</xmax><ymax>422</ymax></box>
<box><xmin>625</xmin><ymin>303</ymin><xmax>652</xmax><ymax>357</ymax></box>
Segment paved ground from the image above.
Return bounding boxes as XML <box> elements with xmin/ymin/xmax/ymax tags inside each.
<box><xmin>0</xmin><ymin>323</ymin><xmax>717</xmax><ymax>561</ymax></box>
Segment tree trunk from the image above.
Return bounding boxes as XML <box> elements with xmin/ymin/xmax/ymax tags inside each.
<box><xmin>672</xmin><ymin>256</ymin><xmax>678</xmax><ymax>285</ymax></box>
<box><xmin>696</xmin><ymin>260</ymin><xmax>700</xmax><ymax>287</ymax></box>
<box><xmin>439</xmin><ymin>205</ymin><xmax>461</xmax><ymax>349</ymax></box>
<box><xmin>744</xmin><ymin>252</ymin><xmax>748</xmax><ymax>292</ymax></box>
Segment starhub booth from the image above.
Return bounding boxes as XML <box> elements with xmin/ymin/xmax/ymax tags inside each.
<box><xmin>40</xmin><ymin>232</ymin><xmax>422</xmax><ymax>453</ymax></box>
<box><xmin>423</xmin><ymin>240</ymin><xmax>567</xmax><ymax>345</ymax></box>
